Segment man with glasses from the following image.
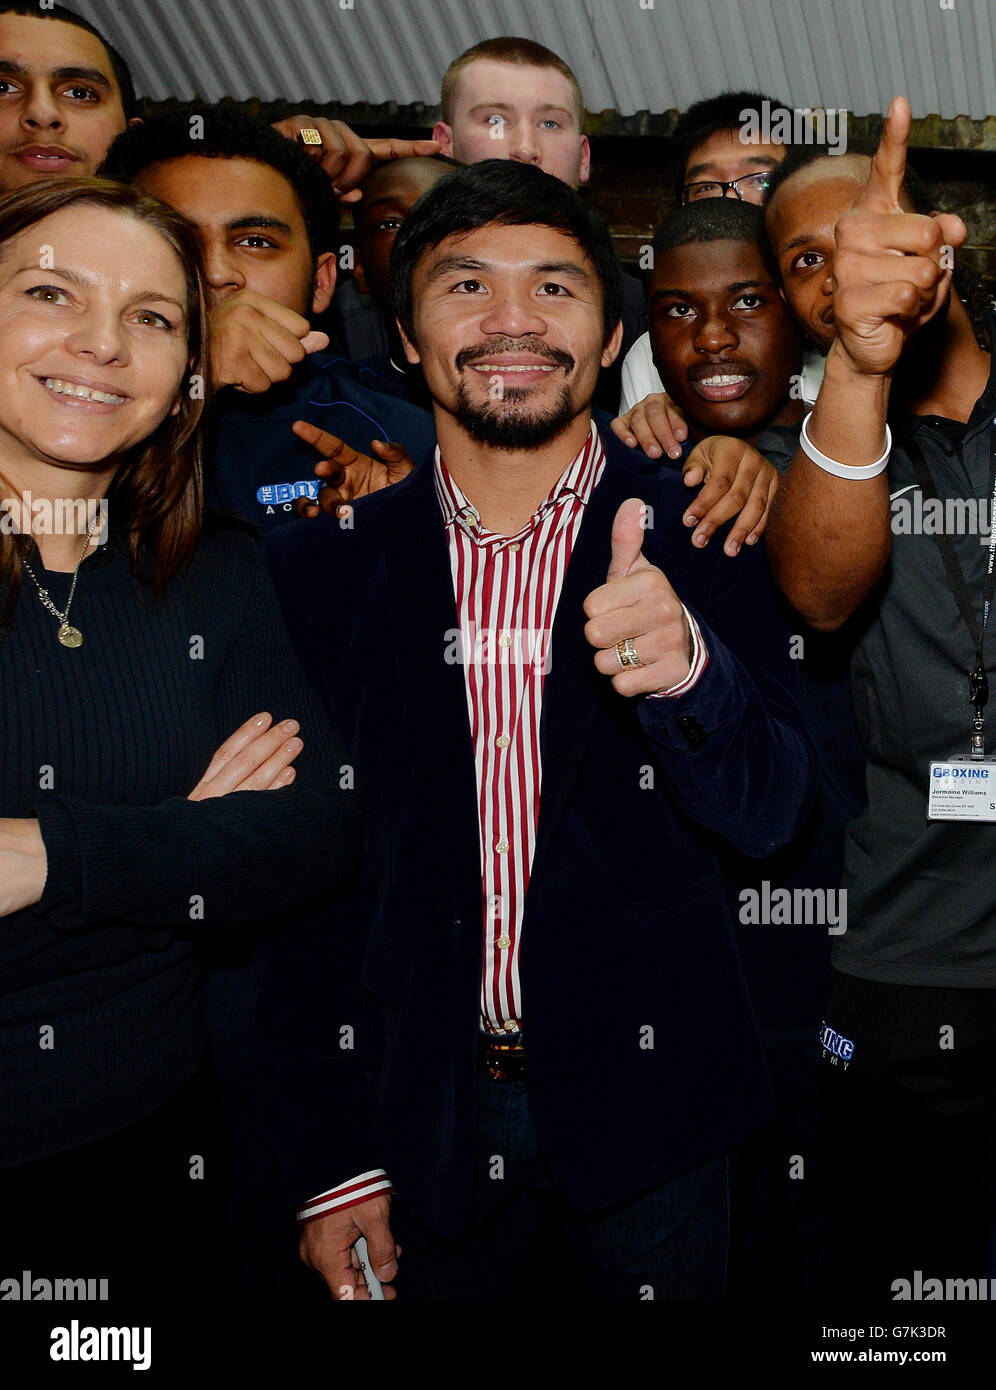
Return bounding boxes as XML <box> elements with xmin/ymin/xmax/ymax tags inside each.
<box><xmin>682</xmin><ymin>169</ymin><xmax>775</xmax><ymax>203</ymax></box>
<box><xmin>616</xmin><ymin>92</ymin><xmax>788</xmax><ymax>436</ymax></box>
<box><xmin>673</xmin><ymin>91</ymin><xmax>787</xmax><ymax>207</ymax></box>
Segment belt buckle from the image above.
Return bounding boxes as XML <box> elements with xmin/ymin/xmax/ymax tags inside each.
<box><xmin>482</xmin><ymin>1039</ymin><xmax>525</xmax><ymax>1082</ymax></box>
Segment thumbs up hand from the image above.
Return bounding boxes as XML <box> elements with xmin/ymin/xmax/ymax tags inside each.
<box><xmin>832</xmin><ymin>96</ymin><xmax>966</xmax><ymax>377</ymax></box>
<box><xmin>583</xmin><ymin>498</ymin><xmax>693</xmax><ymax>696</ymax></box>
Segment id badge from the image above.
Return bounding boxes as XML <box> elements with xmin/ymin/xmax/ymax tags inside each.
<box><xmin>928</xmin><ymin>758</ymin><xmax>996</xmax><ymax>821</ymax></box>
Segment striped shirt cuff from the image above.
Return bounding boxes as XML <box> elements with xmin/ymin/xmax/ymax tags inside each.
<box><xmin>645</xmin><ymin>606</ymin><xmax>709</xmax><ymax>699</ymax></box>
<box><xmin>297</xmin><ymin>1169</ymin><xmax>394</xmax><ymax>1224</ymax></box>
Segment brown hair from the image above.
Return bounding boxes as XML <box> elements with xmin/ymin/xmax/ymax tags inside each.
<box><xmin>440</xmin><ymin>37</ymin><xmax>585</xmax><ymax>127</ymax></box>
<box><xmin>0</xmin><ymin>177</ymin><xmax>211</xmax><ymax>632</ymax></box>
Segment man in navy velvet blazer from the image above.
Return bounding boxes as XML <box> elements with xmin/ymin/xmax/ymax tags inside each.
<box><xmin>263</xmin><ymin>160</ymin><xmax>815</xmax><ymax>1302</ymax></box>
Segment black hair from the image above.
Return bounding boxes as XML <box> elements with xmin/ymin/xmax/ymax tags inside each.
<box><xmin>0</xmin><ymin>2</ymin><xmax>136</xmax><ymax>118</ymax></box>
<box><xmin>670</xmin><ymin>89</ymin><xmax>789</xmax><ymax>200</ymax></box>
<box><xmin>99</xmin><ymin>103</ymin><xmax>339</xmax><ymax>259</ymax></box>
<box><xmin>388</xmin><ymin>158</ymin><xmax>622</xmax><ymax>347</ymax></box>
<box><xmin>358</xmin><ymin>154</ymin><xmax>460</xmax><ymax>213</ymax></box>
<box><xmin>650</xmin><ymin>200</ymin><xmax>780</xmax><ymax>282</ymax></box>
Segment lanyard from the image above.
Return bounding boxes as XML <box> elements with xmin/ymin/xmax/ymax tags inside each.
<box><xmin>904</xmin><ymin>422</ymin><xmax>996</xmax><ymax>758</ymax></box>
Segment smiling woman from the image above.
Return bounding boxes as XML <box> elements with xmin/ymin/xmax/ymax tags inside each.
<box><xmin>0</xmin><ymin>178</ymin><xmax>358</xmax><ymax>1298</ymax></box>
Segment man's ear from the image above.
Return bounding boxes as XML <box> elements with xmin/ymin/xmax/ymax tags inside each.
<box><xmin>600</xmin><ymin>318</ymin><xmax>624</xmax><ymax>369</ymax></box>
<box><xmin>397</xmin><ymin>318</ymin><xmax>421</xmax><ymax>366</ymax></box>
<box><xmin>311</xmin><ymin>251</ymin><xmax>337</xmax><ymax>314</ymax></box>
<box><xmin>432</xmin><ymin>121</ymin><xmax>454</xmax><ymax>156</ymax></box>
<box><xmin>578</xmin><ymin>134</ymin><xmax>592</xmax><ymax>185</ymax></box>
<box><xmin>127</xmin><ymin>115</ymin><xmax>143</xmax><ymax>129</ymax></box>
<box><xmin>352</xmin><ymin>251</ymin><xmax>370</xmax><ymax>297</ymax></box>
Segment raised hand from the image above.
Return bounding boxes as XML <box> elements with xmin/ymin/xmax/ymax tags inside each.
<box><xmin>272</xmin><ymin>116</ymin><xmax>441</xmax><ymax>202</ymax></box>
<box><xmin>583</xmin><ymin>497</ymin><xmax>692</xmax><ymax>697</ymax></box>
<box><xmin>832</xmin><ymin>96</ymin><xmax>966</xmax><ymax>376</ymax></box>
<box><xmin>291</xmin><ymin>423</ymin><xmax>414</xmax><ymax>518</ymax></box>
<box><xmin>209</xmin><ymin>291</ymin><xmax>329</xmax><ymax>393</ymax></box>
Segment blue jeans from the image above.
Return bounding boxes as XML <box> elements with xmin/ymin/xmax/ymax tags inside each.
<box><xmin>390</xmin><ymin>1069</ymin><xmax>731</xmax><ymax>1300</ymax></box>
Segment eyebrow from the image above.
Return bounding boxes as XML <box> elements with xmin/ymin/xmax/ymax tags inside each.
<box><xmin>726</xmin><ymin>278</ymin><xmax>768</xmax><ymax>293</ymax></box>
<box><xmin>425</xmin><ymin>255</ymin><xmax>592</xmax><ymax>285</ymax></box>
<box><xmin>12</xmin><ymin>262</ymin><xmax>186</xmax><ymax>313</ymax></box>
<box><xmin>363</xmin><ymin>198</ymin><xmax>406</xmax><ymax>216</ymax></box>
<box><xmin>650</xmin><ymin>277</ymin><xmax>770</xmax><ymax>302</ymax></box>
<box><xmin>780</xmin><ymin>233</ymin><xmax>825</xmax><ymax>254</ymax></box>
<box><xmin>226</xmin><ymin>216</ymin><xmax>293</xmax><ymax>235</ymax></box>
<box><xmin>129</xmin><ymin>290</ymin><xmax>187</xmax><ymax>314</ymax></box>
<box><xmin>684</xmin><ymin>155</ymin><xmax>779</xmax><ymax>181</ymax></box>
<box><xmin>0</xmin><ymin>60</ymin><xmax>113</xmax><ymax>94</ymax></box>
<box><xmin>467</xmin><ymin>101</ymin><xmax>575</xmax><ymax>119</ymax></box>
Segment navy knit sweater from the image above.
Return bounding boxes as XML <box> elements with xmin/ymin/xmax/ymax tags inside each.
<box><xmin>0</xmin><ymin>518</ymin><xmax>359</xmax><ymax>1165</ymax></box>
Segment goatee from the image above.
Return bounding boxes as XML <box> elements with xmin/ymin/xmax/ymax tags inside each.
<box><xmin>453</xmin><ymin>381</ymin><xmax>576</xmax><ymax>449</ymax></box>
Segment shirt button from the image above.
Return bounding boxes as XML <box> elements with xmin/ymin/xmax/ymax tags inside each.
<box><xmin>496</xmin><ymin>734</ymin><xmax>511</xmax><ymax>749</ymax></box>
<box><xmin>497</xmin><ymin>934</ymin><xmax>511</xmax><ymax>950</ymax></box>
<box><xmin>498</xmin><ymin>633</ymin><xmax>511</xmax><ymax>648</ymax></box>
<box><xmin>509</xmin><ymin>542</ymin><xmax>520</xmax><ymax>552</ymax></box>
<box><xmin>495</xmin><ymin>838</ymin><xmax>509</xmax><ymax>853</ymax></box>
<box><xmin>503</xmin><ymin>1020</ymin><xmax>517</xmax><ymax>1032</ymax></box>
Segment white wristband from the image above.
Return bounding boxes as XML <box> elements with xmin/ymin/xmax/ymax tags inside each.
<box><xmin>799</xmin><ymin>411</ymin><xmax>891</xmax><ymax>479</ymax></box>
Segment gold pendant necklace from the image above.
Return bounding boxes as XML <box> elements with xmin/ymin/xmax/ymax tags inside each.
<box><xmin>21</xmin><ymin>514</ymin><xmax>99</xmax><ymax>649</ymax></box>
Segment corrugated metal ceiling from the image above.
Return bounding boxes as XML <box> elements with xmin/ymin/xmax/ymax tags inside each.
<box><xmin>75</xmin><ymin>0</ymin><xmax>993</xmax><ymax>120</ymax></box>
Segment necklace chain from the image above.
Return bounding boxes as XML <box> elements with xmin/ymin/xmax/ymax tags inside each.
<box><xmin>20</xmin><ymin>515</ymin><xmax>100</xmax><ymax>648</ymax></box>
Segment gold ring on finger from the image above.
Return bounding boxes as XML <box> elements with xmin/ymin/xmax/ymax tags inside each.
<box><xmin>615</xmin><ymin>637</ymin><xmax>642</xmax><ymax>670</ymax></box>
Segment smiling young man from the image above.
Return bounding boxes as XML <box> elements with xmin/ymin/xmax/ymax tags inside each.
<box><xmin>0</xmin><ymin>2</ymin><xmax>135</xmax><ymax>190</ymax></box>
<box><xmin>615</xmin><ymin>90</ymin><xmax>791</xmax><ymax>442</ymax></box>
<box><xmin>646</xmin><ymin>201</ymin><xmax>802</xmax><ymax>447</ymax></box>
<box><xmin>263</xmin><ymin>158</ymin><xmax>815</xmax><ymax>1302</ymax></box>
<box><xmin>101</xmin><ymin>107</ymin><xmax>434</xmax><ymax>530</ymax></box>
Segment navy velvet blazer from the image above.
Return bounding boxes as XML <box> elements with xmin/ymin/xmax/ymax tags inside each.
<box><xmin>262</xmin><ymin>425</ymin><xmax>815</xmax><ymax>1238</ymax></box>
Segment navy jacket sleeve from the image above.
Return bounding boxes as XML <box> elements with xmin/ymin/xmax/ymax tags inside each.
<box><xmin>261</xmin><ymin>525</ymin><xmax>381</xmax><ymax>1205</ymax></box>
<box><xmin>32</xmin><ymin>540</ymin><xmax>360</xmax><ymax>930</ymax></box>
<box><xmin>256</xmin><ymin>881</ymin><xmax>382</xmax><ymax>1208</ymax></box>
<box><xmin>637</xmin><ymin>524</ymin><xmax>816</xmax><ymax>857</ymax></box>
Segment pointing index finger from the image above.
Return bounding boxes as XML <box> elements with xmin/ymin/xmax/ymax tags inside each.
<box><xmin>366</xmin><ymin>137</ymin><xmax>442</xmax><ymax>162</ymax></box>
<box><xmin>291</xmin><ymin>419</ymin><xmax>365</xmax><ymax>466</ymax></box>
<box><xmin>856</xmin><ymin>96</ymin><xmax>910</xmax><ymax>214</ymax></box>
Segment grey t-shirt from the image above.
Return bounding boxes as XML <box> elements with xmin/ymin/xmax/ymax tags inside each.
<box><xmin>758</xmin><ymin>353</ymin><xmax>996</xmax><ymax>988</ymax></box>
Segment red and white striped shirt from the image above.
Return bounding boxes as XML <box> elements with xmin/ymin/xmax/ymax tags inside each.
<box><xmin>297</xmin><ymin>422</ymin><xmax>707</xmax><ymax>1223</ymax></box>
<box><xmin>435</xmin><ymin>422</ymin><xmax>605</xmax><ymax>1034</ymax></box>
